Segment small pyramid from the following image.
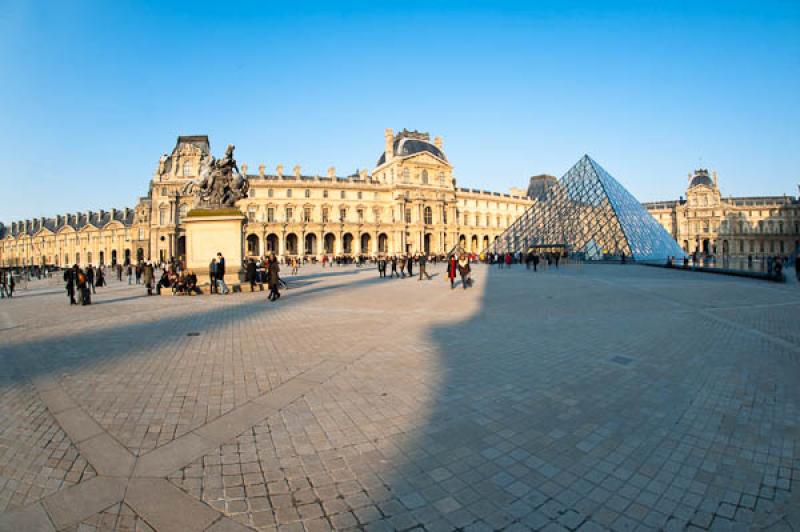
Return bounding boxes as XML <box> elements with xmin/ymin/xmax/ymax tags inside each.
<box><xmin>493</xmin><ymin>155</ymin><xmax>685</xmax><ymax>261</ymax></box>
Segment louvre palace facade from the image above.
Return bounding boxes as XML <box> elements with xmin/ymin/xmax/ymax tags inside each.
<box><xmin>644</xmin><ymin>169</ymin><xmax>800</xmax><ymax>259</ymax></box>
<box><xmin>0</xmin><ymin>129</ymin><xmax>533</xmax><ymax>267</ymax></box>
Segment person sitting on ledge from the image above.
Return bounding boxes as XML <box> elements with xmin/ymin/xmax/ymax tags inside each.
<box><xmin>156</xmin><ymin>270</ymin><xmax>171</xmax><ymax>295</ymax></box>
<box><xmin>185</xmin><ymin>270</ymin><xmax>202</xmax><ymax>295</ymax></box>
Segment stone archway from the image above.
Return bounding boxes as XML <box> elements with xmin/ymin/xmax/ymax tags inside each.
<box><xmin>324</xmin><ymin>233</ymin><xmax>336</xmax><ymax>254</ymax></box>
<box><xmin>378</xmin><ymin>233</ymin><xmax>388</xmax><ymax>254</ymax></box>
<box><xmin>305</xmin><ymin>233</ymin><xmax>317</xmax><ymax>256</ymax></box>
<box><xmin>424</xmin><ymin>233</ymin><xmax>432</xmax><ymax>254</ymax></box>
<box><xmin>266</xmin><ymin>234</ymin><xmax>279</xmax><ymax>254</ymax></box>
<box><xmin>343</xmin><ymin>233</ymin><xmax>354</xmax><ymax>254</ymax></box>
<box><xmin>360</xmin><ymin>233</ymin><xmax>371</xmax><ymax>254</ymax></box>
<box><xmin>246</xmin><ymin>234</ymin><xmax>260</xmax><ymax>256</ymax></box>
<box><xmin>286</xmin><ymin>233</ymin><xmax>298</xmax><ymax>255</ymax></box>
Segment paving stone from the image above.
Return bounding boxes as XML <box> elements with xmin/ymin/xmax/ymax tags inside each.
<box><xmin>0</xmin><ymin>265</ymin><xmax>798</xmax><ymax>530</ymax></box>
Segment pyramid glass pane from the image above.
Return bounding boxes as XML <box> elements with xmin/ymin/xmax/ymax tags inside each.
<box><xmin>493</xmin><ymin>155</ymin><xmax>685</xmax><ymax>261</ymax></box>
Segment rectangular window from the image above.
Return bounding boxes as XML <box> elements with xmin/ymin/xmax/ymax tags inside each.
<box><xmin>268</xmin><ymin>188</ymin><xmax>274</xmax><ymax>198</ymax></box>
<box><xmin>405</xmin><ymin>209</ymin><xmax>411</xmax><ymax>223</ymax></box>
<box><xmin>286</xmin><ymin>189</ymin><xmax>292</xmax><ymax>198</ymax></box>
<box><xmin>443</xmin><ymin>209</ymin><xmax>447</xmax><ymax>224</ymax></box>
<box><xmin>267</xmin><ymin>208</ymin><xmax>274</xmax><ymax>222</ymax></box>
<box><xmin>357</xmin><ymin>191</ymin><xmax>362</xmax><ymax>200</ymax></box>
<box><xmin>323</xmin><ymin>189</ymin><xmax>329</xmax><ymax>198</ymax></box>
<box><xmin>340</xmin><ymin>208</ymin><xmax>346</xmax><ymax>222</ymax></box>
<box><xmin>357</xmin><ymin>209</ymin><xmax>364</xmax><ymax>223</ymax></box>
<box><xmin>304</xmin><ymin>189</ymin><xmax>310</xmax><ymax>198</ymax></box>
<box><xmin>285</xmin><ymin>207</ymin><xmax>293</xmax><ymax>221</ymax></box>
<box><xmin>322</xmin><ymin>208</ymin><xmax>329</xmax><ymax>223</ymax></box>
<box><xmin>303</xmin><ymin>208</ymin><xmax>312</xmax><ymax>222</ymax></box>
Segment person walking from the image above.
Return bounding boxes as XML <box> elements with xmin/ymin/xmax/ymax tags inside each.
<box><xmin>407</xmin><ymin>255</ymin><xmax>414</xmax><ymax>278</ymax></box>
<box><xmin>77</xmin><ymin>267</ymin><xmax>92</xmax><ymax>305</ymax></box>
<box><xmin>418</xmin><ymin>254</ymin><xmax>432</xmax><ymax>280</ymax></box>
<box><xmin>377</xmin><ymin>257</ymin><xmax>387</xmax><ymax>278</ymax></box>
<box><xmin>268</xmin><ymin>254</ymin><xmax>281</xmax><ymax>301</ymax></box>
<box><xmin>126</xmin><ymin>264</ymin><xmax>133</xmax><ymax>285</ymax></box>
<box><xmin>5</xmin><ymin>270</ymin><xmax>13</xmax><ymax>298</ymax></box>
<box><xmin>793</xmin><ymin>254</ymin><xmax>800</xmax><ymax>282</ymax></box>
<box><xmin>143</xmin><ymin>261</ymin><xmax>154</xmax><ymax>296</ymax></box>
<box><xmin>96</xmin><ymin>266</ymin><xmax>105</xmax><ymax>288</ymax></box>
<box><xmin>0</xmin><ymin>269</ymin><xmax>6</xmax><ymax>299</ymax></box>
<box><xmin>457</xmin><ymin>254</ymin><xmax>471</xmax><ymax>289</ymax></box>
<box><xmin>247</xmin><ymin>258</ymin><xmax>258</xmax><ymax>292</ymax></box>
<box><xmin>208</xmin><ymin>258</ymin><xmax>218</xmax><ymax>294</ymax></box>
<box><xmin>87</xmin><ymin>264</ymin><xmax>96</xmax><ymax>295</ymax></box>
<box><xmin>216</xmin><ymin>253</ymin><xmax>229</xmax><ymax>294</ymax></box>
<box><xmin>447</xmin><ymin>255</ymin><xmax>457</xmax><ymax>289</ymax></box>
<box><xmin>135</xmin><ymin>263</ymin><xmax>142</xmax><ymax>284</ymax></box>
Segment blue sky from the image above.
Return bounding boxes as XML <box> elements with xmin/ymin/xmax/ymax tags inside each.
<box><xmin>1</xmin><ymin>1</ymin><xmax>798</xmax><ymax>221</ymax></box>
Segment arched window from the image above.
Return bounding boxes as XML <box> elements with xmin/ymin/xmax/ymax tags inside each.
<box><xmin>424</xmin><ymin>206</ymin><xmax>433</xmax><ymax>225</ymax></box>
<box><xmin>422</xmin><ymin>170</ymin><xmax>429</xmax><ymax>185</ymax></box>
<box><xmin>159</xmin><ymin>207</ymin><xmax>167</xmax><ymax>225</ymax></box>
<box><xmin>182</xmin><ymin>161</ymin><xmax>191</xmax><ymax>176</ymax></box>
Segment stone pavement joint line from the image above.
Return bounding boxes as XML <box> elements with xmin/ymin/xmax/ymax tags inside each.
<box><xmin>1</xmin><ymin>264</ymin><xmax>798</xmax><ymax>531</ymax></box>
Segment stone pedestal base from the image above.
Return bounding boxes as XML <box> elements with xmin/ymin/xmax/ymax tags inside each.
<box><xmin>183</xmin><ymin>209</ymin><xmax>245</xmax><ymax>284</ymax></box>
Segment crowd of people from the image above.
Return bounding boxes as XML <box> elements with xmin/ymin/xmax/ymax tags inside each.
<box><xmin>62</xmin><ymin>263</ymin><xmax>107</xmax><ymax>305</ymax></box>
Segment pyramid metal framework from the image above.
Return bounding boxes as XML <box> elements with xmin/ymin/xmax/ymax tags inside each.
<box><xmin>492</xmin><ymin>155</ymin><xmax>685</xmax><ymax>261</ymax></box>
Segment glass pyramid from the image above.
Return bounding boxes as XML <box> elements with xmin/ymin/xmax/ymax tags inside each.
<box><xmin>494</xmin><ymin>155</ymin><xmax>685</xmax><ymax>261</ymax></box>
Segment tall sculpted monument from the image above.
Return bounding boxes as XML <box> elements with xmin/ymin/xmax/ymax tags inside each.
<box><xmin>182</xmin><ymin>144</ymin><xmax>249</xmax><ymax>285</ymax></box>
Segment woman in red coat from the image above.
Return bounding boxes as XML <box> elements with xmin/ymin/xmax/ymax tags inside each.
<box><xmin>447</xmin><ymin>255</ymin><xmax>458</xmax><ymax>289</ymax></box>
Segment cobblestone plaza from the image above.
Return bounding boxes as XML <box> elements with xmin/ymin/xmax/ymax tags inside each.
<box><xmin>0</xmin><ymin>264</ymin><xmax>798</xmax><ymax>531</ymax></box>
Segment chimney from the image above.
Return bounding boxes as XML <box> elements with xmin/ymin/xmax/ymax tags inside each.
<box><xmin>242</xmin><ymin>163</ymin><xmax>248</xmax><ymax>175</ymax></box>
<box><xmin>713</xmin><ymin>170</ymin><xmax>718</xmax><ymax>187</ymax></box>
<box><xmin>434</xmin><ymin>136</ymin><xmax>443</xmax><ymax>150</ymax></box>
<box><xmin>276</xmin><ymin>164</ymin><xmax>283</xmax><ymax>178</ymax></box>
<box><xmin>294</xmin><ymin>165</ymin><xmax>301</xmax><ymax>179</ymax></box>
<box><xmin>327</xmin><ymin>166</ymin><xmax>336</xmax><ymax>178</ymax></box>
<box><xmin>99</xmin><ymin>209</ymin><xmax>105</xmax><ymax>219</ymax></box>
<box><xmin>688</xmin><ymin>172</ymin><xmax>692</xmax><ymax>184</ymax></box>
<box><xmin>111</xmin><ymin>208</ymin><xmax>117</xmax><ymax>219</ymax></box>
<box><xmin>124</xmin><ymin>208</ymin><xmax>130</xmax><ymax>219</ymax></box>
<box><xmin>258</xmin><ymin>164</ymin><xmax>265</xmax><ymax>178</ymax></box>
<box><xmin>384</xmin><ymin>128</ymin><xmax>394</xmax><ymax>164</ymax></box>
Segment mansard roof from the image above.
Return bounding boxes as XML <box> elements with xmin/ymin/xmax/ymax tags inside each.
<box><xmin>3</xmin><ymin>209</ymin><xmax>135</xmax><ymax>239</ymax></box>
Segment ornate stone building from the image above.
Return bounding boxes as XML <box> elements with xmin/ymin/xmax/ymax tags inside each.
<box><xmin>644</xmin><ymin>169</ymin><xmax>800</xmax><ymax>259</ymax></box>
<box><xmin>0</xmin><ymin>129</ymin><xmax>533</xmax><ymax>267</ymax></box>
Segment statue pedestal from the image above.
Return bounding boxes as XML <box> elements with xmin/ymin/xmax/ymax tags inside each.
<box><xmin>183</xmin><ymin>209</ymin><xmax>245</xmax><ymax>285</ymax></box>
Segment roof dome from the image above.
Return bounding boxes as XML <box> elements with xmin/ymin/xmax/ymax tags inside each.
<box><xmin>689</xmin><ymin>170</ymin><xmax>714</xmax><ymax>189</ymax></box>
<box><xmin>377</xmin><ymin>134</ymin><xmax>447</xmax><ymax>166</ymax></box>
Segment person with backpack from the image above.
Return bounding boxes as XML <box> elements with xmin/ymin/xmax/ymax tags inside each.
<box><xmin>216</xmin><ymin>253</ymin><xmax>229</xmax><ymax>294</ymax></box>
<box><xmin>77</xmin><ymin>267</ymin><xmax>91</xmax><ymax>305</ymax></box>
